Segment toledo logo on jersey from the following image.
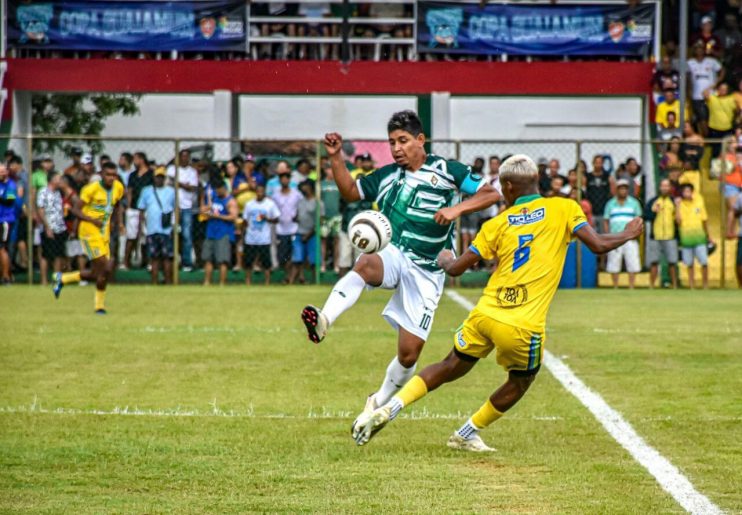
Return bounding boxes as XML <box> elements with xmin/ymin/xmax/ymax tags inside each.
<box><xmin>508</xmin><ymin>207</ymin><xmax>545</xmax><ymax>226</ymax></box>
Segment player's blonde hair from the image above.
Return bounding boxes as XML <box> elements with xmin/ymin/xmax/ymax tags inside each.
<box><xmin>499</xmin><ymin>154</ymin><xmax>538</xmax><ymax>182</ymax></box>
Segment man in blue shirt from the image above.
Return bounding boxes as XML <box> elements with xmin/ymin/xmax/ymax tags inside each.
<box><xmin>603</xmin><ymin>178</ymin><xmax>643</xmax><ymax>288</ymax></box>
<box><xmin>0</xmin><ymin>164</ymin><xmax>18</xmax><ymax>285</ymax></box>
<box><xmin>200</xmin><ymin>179</ymin><xmax>238</xmax><ymax>286</ymax></box>
<box><xmin>137</xmin><ymin>167</ymin><xmax>176</xmax><ymax>284</ymax></box>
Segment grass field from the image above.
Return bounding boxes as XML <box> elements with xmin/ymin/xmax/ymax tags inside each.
<box><xmin>1</xmin><ymin>285</ymin><xmax>740</xmax><ymax>513</ymax></box>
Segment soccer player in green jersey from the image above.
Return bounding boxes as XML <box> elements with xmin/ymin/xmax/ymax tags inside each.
<box><xmin>301</xmin><ymin>110</ymin><xmax>501</xmax><ymax>437</ymax></box>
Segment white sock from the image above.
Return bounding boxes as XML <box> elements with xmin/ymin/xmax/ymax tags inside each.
<box><xmin>375</xmin><ymin>357</ymin><xmax>417</xmax><ymax>406</ymax></box>
<box><xmin>321</xmin><ymin>271</ymin><xmax>367</xmax><ymax>326</ymax></box>
<box><xmin>456</xmin><ymin>418</ymin><xmax>480</xmax><ymax>440</ymax></box>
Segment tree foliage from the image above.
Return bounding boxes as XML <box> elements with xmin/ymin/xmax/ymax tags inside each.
<box><xmin>32</xmin><ymin>94</ymin><xmax>140</xmax><ymax>155</ymax></box>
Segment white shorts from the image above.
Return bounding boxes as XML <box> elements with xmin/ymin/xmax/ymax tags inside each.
<box><xmin>681</xmin><ymin>245</ymin><xmax>708</xmax><ymax>267</ymax></box>
<box><xmin>606</xmin><ymin>240</ymin><xmax>641</xmax><ymax>273</ymax></box>
<box><xmin>33</xmin><ymin>225</ymin><xmax>42</xmax><ymax>246</ymax></box>
<box><xmin>337</xmin><ymin>230</ymin><xmax>363</xmax><ymax>269</ymax></box>
<box><xmin>125</xmin><ymin>208</ymin><xmax>140</xmax><ymax>240</ymax></box>
<box><xmin>370</xmin><ymin>244</ymin><xmax>445</xmax><ymax>341</ymax></box>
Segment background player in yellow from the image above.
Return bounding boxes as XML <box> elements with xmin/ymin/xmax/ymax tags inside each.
<box><xmin>53</xmin><ymin>163</ymin><xmax>124</xmax><ymax>314</ymax></box>
<box><xmin>355</xmin><ymin>155</ymin><xmax>644</xmax><ymax>451</ymax></box>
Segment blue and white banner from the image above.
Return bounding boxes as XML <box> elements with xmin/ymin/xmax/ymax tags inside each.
<box><xmin>8</xmin><ymin>0</ymin><xmax>246</xmax><ymax>51</ymax></box>
<box><xmin>418</xmin><ymin>2</ymin><xmax>655</xmax><ymax>56</ymax></box>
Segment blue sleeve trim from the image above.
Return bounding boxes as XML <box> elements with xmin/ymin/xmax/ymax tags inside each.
<box><xmin>469</xmin><ymin>244</ymin><xmax>481</xmax><ymax>256</ymax></box>
<box><xmin>572</xmin><ymin>222</ymin><xmax>588</xmax><ymax>234</ymax></box>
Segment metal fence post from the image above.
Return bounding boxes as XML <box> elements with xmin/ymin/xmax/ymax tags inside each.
<box><xmin>719</xmin><ymin>170</ymin><xmax>726</xmax><ymax>289</ymax></box>
<box><xmin>173</xmin><ymin>139</ymin><xmax>181</xmax><ymax>286</ymax></box>
<box><xmin>454</xmin><ymin>140</ymin><xmax>462</xmax><ymax>288</ymax></box>
<box><xmin>314</xmin><ymin>139</ymin><xmax>322</xmax><ymax>285</ymax></box>
<box><xmin>26</xmin><ymin>136</ymin><xmax>34</xmax><ymax>285</ymax></box>
<box><xmin>575</xmin><ymin>140</ymin><xmax>583</xmax><ymax>289</ymax></box>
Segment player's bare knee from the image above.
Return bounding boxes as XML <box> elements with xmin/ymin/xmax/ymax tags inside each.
<box><xmin>397</xmin><ymin>349</ymin><xmax>419</xmax><ymax>368</ymax></box>
<box><xmin>509</xmin><ymin>371</ymin><xmax>537</xmax><ymax>394</ymax></box>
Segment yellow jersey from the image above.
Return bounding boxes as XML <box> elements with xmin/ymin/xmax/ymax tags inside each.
<box><xmin>650</xmin><ymin>196</ymin><xmax>676</xmax><ymax>241</ymax></box>
<box><xmin>707</xmin><ymin>93</ymin><xmax>737</xmax><ymax>131</ymax></box>
<box><xmin>677</xmin><ymin>197</ymin><xmax>707</xmax><ymax>248</ymax></box>
<box><xmin>78</xmin><ymin>180</ymin><xmax>125</xmax><ymax>239</ymax></box>
<box><xmin>470</xmin><ymin>195</ymin><xmax>587</xmax><ymax>333</ymax></box>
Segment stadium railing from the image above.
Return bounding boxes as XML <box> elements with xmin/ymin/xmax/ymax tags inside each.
<box><xmin>3</xmin><ymin>135</ymin><xmax>737</xmax><ymax>288</ymax></box>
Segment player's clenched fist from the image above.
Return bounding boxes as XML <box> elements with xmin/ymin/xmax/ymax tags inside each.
<box><xmin>624</xmin><ymin>217</ymin><xmax>644</xmax><ymax>239</ymax></box>
<box><xmin>324</xmin><ymin>133</ymin><xmax>343</xmax><ymax>156</ymax></box>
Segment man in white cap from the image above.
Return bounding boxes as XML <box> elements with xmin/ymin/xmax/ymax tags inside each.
<box><xmin>603</xmin><ymin>178</ymin><xmax>643</xmax><ymax>288</ymax></box>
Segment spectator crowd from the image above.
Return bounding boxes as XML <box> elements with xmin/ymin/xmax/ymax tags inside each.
<box><xmin>1</xmin><ymin>140</ymin><xmax>741</xmax><ymax>289</ymax></box>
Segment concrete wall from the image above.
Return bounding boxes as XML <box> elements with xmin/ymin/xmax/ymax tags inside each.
<box><xmin>86</xmin><ymin>93</ymin><xmax>645</xmax><ymax>170</ymax></box>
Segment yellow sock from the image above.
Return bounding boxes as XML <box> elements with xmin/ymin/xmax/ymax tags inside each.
<box><xmin>61</xmin><ymin>271</ymin><xmax>81</xmax><ymax>285</ymax></box>
<box><xmin>471</xmin><ymin>400</ymin><xmax>504</xmax><ymax>429</ymax></box>
<box><xmin>395</xmin><ymin>375</ymin><xmax>428</xmax><ymax>407</ymax></box>
<box><xmin>95</xmin><ymin>289</ymin><xmax>106</xmax><ymax>311</ymax></box>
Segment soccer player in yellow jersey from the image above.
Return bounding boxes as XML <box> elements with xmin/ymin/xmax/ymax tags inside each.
<box><xmin>355</xmin><ymin>155</ymin><xmax>643</xmax><ymax>451</ymax></box>
<box><xmin>53</xmin><ymin>163</ymin><xmax>124</xmax><ymax>314</ymax></box>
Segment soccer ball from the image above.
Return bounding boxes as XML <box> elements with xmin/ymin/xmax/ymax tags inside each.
<box><xmin>348</xmin><ymin>210</ymin><xmax>392</xmax><ymax>254</ymax></box>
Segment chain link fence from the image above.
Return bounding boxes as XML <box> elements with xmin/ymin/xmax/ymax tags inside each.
<box><xmin>1</xmin><ymin>135</ymin><xmax>738</xmax><ymax>288</ymax></box>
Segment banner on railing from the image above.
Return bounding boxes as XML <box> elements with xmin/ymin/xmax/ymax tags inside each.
<box><xmin>417</xmin><ymin>1</ymin><xmax>655</xmax><ymax>57</ymax></box>
<box><xmin>8</xmin><ymin>0</ymin><xmax>246</xmax><ymax>51</ymax></box>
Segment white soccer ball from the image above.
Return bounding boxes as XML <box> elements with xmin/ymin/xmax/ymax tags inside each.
<box><xmin>348</xmin><ymin>210</ymin><xmax>392</xmax><ymax>254</ymax></box>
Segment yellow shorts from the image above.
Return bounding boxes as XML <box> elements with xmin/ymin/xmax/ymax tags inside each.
<box><xmin>80</xmin><ymin>234</ymin><xmax>110</xmax><ymax>260</ymax></box>
<box><xmin>454</xmin><ymin>310</ymin><xmax>545</xmax><ymax>373</ymax></box>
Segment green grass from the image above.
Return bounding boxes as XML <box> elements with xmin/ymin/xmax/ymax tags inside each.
<box><xmin>0</xmin><ymin>286</ymin><xmax>739</xmax><ymax>513</ymax></box>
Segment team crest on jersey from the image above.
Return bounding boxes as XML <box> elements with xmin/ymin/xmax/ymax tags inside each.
<box><xmin>508</xmin><ymin>207</ymin><xmax>545</xmax><ymax>226</ymax></box>
<box><xmin>431</xmin><ymin>175</ymin><xmax>439</xmax><ymax>186</ymax></box>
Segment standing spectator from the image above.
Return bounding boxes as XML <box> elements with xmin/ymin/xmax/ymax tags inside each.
<box><xmin>691</xmin><ymin>15</ymin><xmax>723</xmax><ymax>59</ymax></box>
<box><xmin>243</xmin><ymin>154</ymin><xmax>264</xmax><ymax>186</ymax></box>
<box><xmin>644</xmin><ymin>179</ymin><xmax>679</xmax><ymax>289</ymax></box>
<box><xmin>488</xmin><ymin>155</ymin><xmax>500</xmax><ymax>185</ymax></box>
<box><xmin>0</xmin><ymin>164</ymin><xmax>18</xmax><ymax>285</ymax></box>
<box><xmin>537</xmin><ymin>157</ymin><xmax>551</xmax><ymax>194</ymax></box>
<box><xmin>688</xmin><ymin>42</ymin><xmax>724</xmax><ymax>136</ymax></box>
<box><xmin>123</xmin><ymin>153</ymin><xmax>153</xmax><ymax>270</ymax></box>
<box><xmin>272</xmin><ymin>172</ymin><xmax>303</xmax><ymax>281</ymax></box>
<box><xmin>705</xmin><ymin>83</ymin><xmax>739</xmax><ymax>157</ymax></box>
<box><xmin>660</xmin><ymin>137</ymin><xmax>683</xmax><ymax>174</ymax></box>
<box><xmin>681</xmin><ymin>121</ymin><xmax>706</xmax><ymax>172</ymax></box>
<box><xmin>266</xmin><ymin>160</ymin><xmax>296</xmax><ymax>198</ymax></box>
<box><xmin>547</xmin><ymin>159</ymin><xmax>564</xmax><ymax>180</ymax></box>
<box><xmin>80</xmin><ymin>154</ymin><xmax>95</xmax><ymax>182</ymax></box>
<box><xmin>676</xmin><ymin>184</ymin><xmax>712</xmax><ymax>289</ymax></box>
<box><xmin>167</xmin><ymin>149</ymin><xmax>199</xmax><ymax>272</ymax></box>
<box><xmin>289</xmin><ymin>180</ymin><xmax>323</xmax><ymax>284</ymax></box>
<box><xmin>320</xmin><ymin>165</ymin><xmax>341</xmax><ymax>273</ymax></box>
<box><xmin>653</xmin><ymin>56</ymin><xmax>680</xmax><ymax>98</ymax></box>
<box><xmin>242</xmin><ymin>184</ymin><xmax>280</xmax><ymax>286</ymax></box>
<box><xmin>63</xmin><ymin>148</ymin><xmax>83</xmax><ymax>178</ymax></box>
<box><xmin>291</xmin><ymin>158</ymin><xmax>315</xmax><ymax>185</ymax></box>
<box><xmin>6</xmin><ymin>156</ymin><xmax>27</xmax><ymax>273</ymax></box>
<box><xmin>200</xmin><ymin>180</ymin><xmax>238</xmax><ymax>286</ymax></box>
<box><xmin>727</xmin><ymin>192</ymin><xmax>742</xmax><ymax>288</ymax></box>
<box><xmin>603</xmin><ymin>179</ymin><xmax>643</xmax><ymax>288</ymax></box>
<box><xmin>625</xmin><ymin>158</ymin><xmax>643</xmax><ymax>197</ymax></box>
<box><xmin>586</xmin><ymin>155</ymin><xmax>611</xmax><ymax>233</ymax></box>
<box><xmin>117</xmin><ymin>153</ymin><xmax>135</xmax><ymax>186</ymax></box>
<box><xmin>655</xmin><ymin>89</ymin><xmax>688</xmax><ymax>131</ymax></box>
<box><xmin>137</xmin><ymin>167</ymin><xmax>175</xmax><ymax>285</ymax></box>
<box><xmin>723</xmin><ymin>148</ymin><xmax>742</xmax><ymax>242</ymax></box>
<box><xmin>36</xmin><ymin>171</ymin><xmax>68</xmax><ymax>286</ymax></box>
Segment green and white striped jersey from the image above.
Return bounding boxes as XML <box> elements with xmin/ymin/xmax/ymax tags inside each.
<box><xmin>357</xmin><ymin>154</ymin><xmax>484</xmax><ymax>271</ymax></box>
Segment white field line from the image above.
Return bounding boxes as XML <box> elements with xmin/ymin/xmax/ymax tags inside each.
<box><xmin>0</xmin><ymin>400</ymin><xmax>561</xmax><ymax>422</ymax></box>
<box><xmin>445</xmin><ymin>290</ymin><xmax>723</xmax><ymax>515</ymax></box>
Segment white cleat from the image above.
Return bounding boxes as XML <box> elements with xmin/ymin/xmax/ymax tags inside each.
<box><xmin>301</xmin><ymin>305</ymin><xmax>329</xmax><ymax>344</ymax></box>
<box><xmin>350</xmin><ymin>394</ymin><xmax>378</xmax><ymax>441</ymax></box>
<box><xmin>446</xmin><ymin>433</ymin><xmax>496</xmax><ymax>453</ymax></box>
<box><xmin>354</xmin><ymin>406</ymin><xmax>392</xmax><ymax>446</ymax></box>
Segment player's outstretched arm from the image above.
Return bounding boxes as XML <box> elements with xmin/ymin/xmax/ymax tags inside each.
<box><xmin>437</xmin><ymin>249</ymin><xmax>481</xmax><ymax>277</ymax></box>
<box><xmin>434</xmin><ymin>185</ymin><xmax>500</xmax><ymax>225</ymax></box>
<box><xmin>575</xmin><ymin>217</ymin><xmax>643</xmax><ymax>255</ymax></box>
<box><xmin>324</xmin><ymin>132</ymin><xmax>361</xmax><ymax>202</ymax></box>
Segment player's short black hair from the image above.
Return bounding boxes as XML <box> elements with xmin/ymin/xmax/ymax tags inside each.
<box><xmin>211</xmin><ymin>178</ymin><xmax>226</xmax><ymax>190</ymax></box>
<box><xmin>387</xmin><ymin>110</ymin><xmax>424</xmax><ymax>136</ymax></box>
<box><xmin>101</xmin><ymin>162</ymin><xmax>117</xmax><ymax>172</ymax></box>
<box><xmin>681</xmin><ymin>182</ymin><xmax>694</xmax><ymax>191</ymax></box>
